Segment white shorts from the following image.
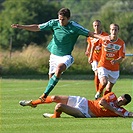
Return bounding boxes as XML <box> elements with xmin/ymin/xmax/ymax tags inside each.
<box><xmin>67</xmin><ymin>96</ymin><xmax>91</xmax><ymax>118</ymax></box>
<box><xmin>91</xmin><ymin>61</ymin><xmax>98</xmax><ymax>71</ymax></box>
<box><xmin>98</xmin><ymin>67</ymin><xmax>119</xmax><ymax>83</ymax></box>
<box><xmin>49</xmin><ymin>54</ymin><xmax>74</xmax><ymax>75</ymax></box>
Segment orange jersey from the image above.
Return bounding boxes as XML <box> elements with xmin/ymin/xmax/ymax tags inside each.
<box><xmin>98</xmin><ymin>38</ymin><xmax>125</xmax><ymax>71</ymax></box>
<box><xmin>88</xmin><ymin>92</ymin><xmax>129</xmax><ymax>117</ymax></box>
<box><xmin>87</xmin><ymin>32</ymin><xmax>108</xmax><ymax>62</ymax></box>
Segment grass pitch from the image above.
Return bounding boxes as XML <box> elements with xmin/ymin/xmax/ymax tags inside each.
<box><xmin>1</xmin><ymin>76</ymin><xmax>133</xmax><ymax>133</ymax></box>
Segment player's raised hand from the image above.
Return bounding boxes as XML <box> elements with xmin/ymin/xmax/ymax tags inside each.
<box><xmin>11</xmin><ymin>24</ymin><xmax>20</xmax><ymax>28</ymax></box>
<box><xmin>110</xmin><ymin>59</ymin><xmax>116</xmax><ymax>65</ymax></box>
<box><xmin>88</xmin><ymin>56</ymin><xmax>93</xmax><ymax>64</ymax></box>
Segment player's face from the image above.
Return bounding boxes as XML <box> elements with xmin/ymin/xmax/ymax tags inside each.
<box><xmin>110</xmin><ymin>25</ymin><xmax>119</xmax><ymax>36</ymax></box>
<box><xmin>58</xmin><ymin>15</ymin><xmax>69</xmax><ymax>26</ymax></box>
<box><xmin>117</xmin><ymin>96</ymin><xmax>127</xmax><ymax>106</ymax></box>
<box><xmin>93</xmin><ymin>22</ymin><xmax>101</xmax><ymax>33</ymax></box>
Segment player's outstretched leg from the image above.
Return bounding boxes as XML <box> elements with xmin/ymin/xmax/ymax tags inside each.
<box><xmin>19</xmin><ymin>96</ymin><xmax>53</xmax><ymax>107</ymax></box>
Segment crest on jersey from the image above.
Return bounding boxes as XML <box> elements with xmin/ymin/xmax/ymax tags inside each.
<box><xmin>104</xmin><ymin>43</ymin><xmax>121</xmax><ymax>52</ymax></box>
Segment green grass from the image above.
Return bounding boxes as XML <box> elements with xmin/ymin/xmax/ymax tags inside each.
<box><xmin>1</xmin><ymin>77</ymin><xmax>133</xmax><ymax>133</ymax></box>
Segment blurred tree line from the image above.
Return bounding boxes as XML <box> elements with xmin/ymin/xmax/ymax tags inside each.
<box><xmin>0</xmin><ymin>0</ymin><xmax>133</xmax><ymax>49</ymax></box>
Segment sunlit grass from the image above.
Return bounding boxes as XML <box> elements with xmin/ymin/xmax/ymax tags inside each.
<box><xmin>1</xmin><ymin>77</ymin><xmax>133</xmax><ymax>133</ymax></box>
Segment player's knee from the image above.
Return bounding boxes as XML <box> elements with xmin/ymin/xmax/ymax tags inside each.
<box><xmin>56</xmin><ymin>64</ymin><xmax>66</xmax><ymax>73</ymax></box>
<box><xmin>102</xmin><ymin>81</ymin><xmax>108</xmax><ymax>86</ymax></box>
<box><xmin>56</xmin><ymin>67</ymin><xmax>63</xmax><ymax>74</ymax></box>
<box><xmin>55</xmin><ymin>103</ymin><xmax>63</xmax><ymax>111</ymax></box>
<box><xmin>51</xmin><ymin>95</ymin><xmax>63</xmax><ymax>102</ymax></box>
<box><xmin>51</xmin><ymin>96</ymin><xmax>58</xmax><ymax>101</ymax></box>
<box><xmin>100</xmin><ymin>79</ymin><xmax>108</xmax><ymax>86</ymax></box>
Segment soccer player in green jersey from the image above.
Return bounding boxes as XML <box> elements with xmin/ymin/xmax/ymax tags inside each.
<box><xmin>11</xmin><ymin>8</ymin><xmax>101</xmax><ymax>101</ymax></box>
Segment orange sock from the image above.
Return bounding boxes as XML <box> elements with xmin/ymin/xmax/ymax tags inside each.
<box><xmin>98</xmin><ymin>83</ymin><xmax>105</xmax><ymax>94</ymax></box>
<box><xmin>94</xmin><ymin>75</ymin><xmax>100</xmax><ymax>92</ymax></box>
<box><xmin>32</xmin><ymin>96</ymin><xmax>53</xmax><ymax>105</ymax></box>
<box><xmin>51</xmin><ymin>111</ymin><xmax>62</xmax><ymax>118</ymax></box>
<box><xmin>104</xmin><ymin>90</ymin><xmax>110</xmax><ymax>95</ymax></box>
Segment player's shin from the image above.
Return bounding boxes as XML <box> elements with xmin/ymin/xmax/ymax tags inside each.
<box><xmin>44</xmin><ymin>74</ymin><xmax>60</xmax><ymax>96</ymax></box>
<box><xmin>32</xmin><ymin>96</ymin><xmax>53</xmax><ymax>105</ymax></box>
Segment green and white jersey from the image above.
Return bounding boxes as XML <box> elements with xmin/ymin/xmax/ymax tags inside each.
<box><xmin>39</xmin><ymin>19</ymin><xmax>89</xmax><ymax>56</ymax></box>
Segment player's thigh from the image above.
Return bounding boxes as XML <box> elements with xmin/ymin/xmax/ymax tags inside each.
<box><xmin>106</xmin><ymin>82</ymin><xmax>114</xmax><ymax>91</ymax></box>
<box><xmin>56</xmin><ymin>63</ymin><xmax>67</xmax><ymax>72</ymax></box>
<box><xmin>99</xmin><ymin>76</ymin><xmax>108</xmax><ymax>85</ymax></box>
<box><xmin>51</xmin><ymin>96</ymin><xmax>69</xmax><ymax>104</ymax></box>
<box><xmin>49</xmin><ymin>54</ymin><xmax>74</xmax><ymax>74</ymax></box>
<box><xmin>59</xmin><ymin>104</ymin><xmax>86</xmax><ymax>118</ymax></box>
<box><xmin>98</xmin><ymin>67</ymin><xmax>109</xmax><ymax>84</ymax></box>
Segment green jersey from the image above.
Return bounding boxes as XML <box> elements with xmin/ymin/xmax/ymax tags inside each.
<box><xmin>39</xmin><ymin>19</ymin><xmax>89</xmax><ymax>56</ymax></box>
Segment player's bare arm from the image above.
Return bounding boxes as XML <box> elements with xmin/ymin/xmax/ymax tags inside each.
<box><xmin>85</xmin><ymin>44</ymin><xmax>91</xmax><ymax>56</ymax></box>
<box><xmin>89</xmin><ymin>32</ymin><xmax>109</xmax><ymax>41</ymax></box>
<box><xmin>11</xmin><ymin>24</ymin><xmax>40</xmax><ymax>31</ymax></box>
<box><xmin>99</xmin><ymin>98</ymin><xmax>124</xmax><ymax>117</ymax></box>
<box><xmin>88</xmin><ymin>44</ymin><xmax>95</xmax><ymax>64</ymax></box>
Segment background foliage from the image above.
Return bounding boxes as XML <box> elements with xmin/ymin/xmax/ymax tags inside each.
<box><xmin>0</xmin><ymin>0</ymin><xmax>60</xmax><ymax>48</ymax></box>
<box><xmin>1</xmin><ymin>78</ymin><xmax>133</xmax><ymax>133</ymax></box>
<box><xmin>1</xmin><ymin>45</ymin><xmax>133</xmax><ymax>76</ymax></box>
<box><xmin>0</xmin><ymin>0</ymin><xmax>133</xmax><ymax>49</ymax></box>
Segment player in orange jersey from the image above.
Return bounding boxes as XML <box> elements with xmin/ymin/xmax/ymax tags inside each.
<box><xmin>85</xmin><ymin>20</ymin><xmax>108</xmax><ymax>94</ymax></box>
<box><xmin>94</xmin><ymin>23</ymin><xmax>125</xmax><ymax>99</ymax></box>
<box><xmin>19</xmin><ymin>92</ymin><xmax>133</xmax><ymax>118</ymax></box>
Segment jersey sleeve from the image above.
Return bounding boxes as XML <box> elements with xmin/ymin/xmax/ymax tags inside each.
<box><xmin>71</xmin><ymin>21</ymin><xmax>89</xmax><ymax>36</ymax></box>
<box><xmin>39</xmin><ymin>19</ymin><xmax>56</xmax><ymax>31</ymax></box>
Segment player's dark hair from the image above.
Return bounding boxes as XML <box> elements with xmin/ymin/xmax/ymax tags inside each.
<box><xmin>124</xmin><ymin>94</ymin><xmax>131</xmax><ymax>105</ymax></box>
<box><xmin>94</xmin><ymin>20</ymin><xmax>101</xmax><ymax>24</ymax></box>
<box><xmin>58</xmin><ymin>8</ymin><xmax>71</xmax><ymax>18</ymax></box>
<box><xmin>110</xmin><ymin>23</ymin><xmax>119</xmax><ymax>30</ymax></box>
